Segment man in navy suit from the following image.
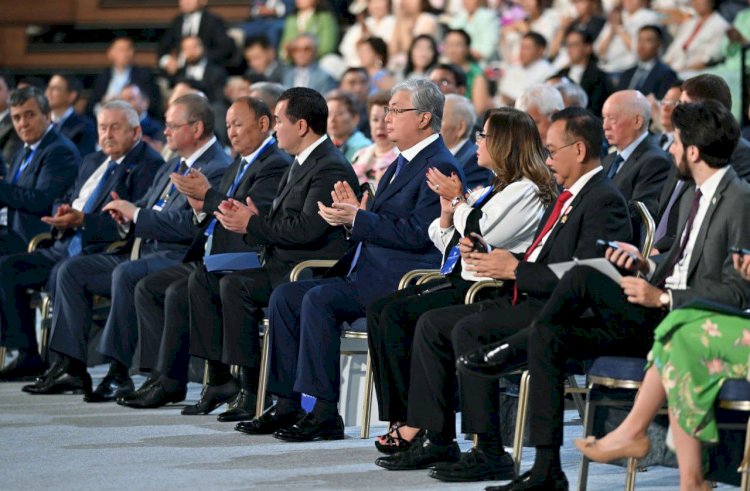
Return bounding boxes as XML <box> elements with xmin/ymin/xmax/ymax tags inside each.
<box><xmin>238</xmin><ymin>79</ymin><xmax>463</xmax><ymax>442</ymax></box>
<box><xmin>442</xmin><ymin>94</ymin><xmax>493</xmax><ymax>191</ymax></box>
<box><xmin>0</xmin><ymin>87</ymin><xmax>80</xmax><ymax>254</ymax></box>
<box><xmin>120</xmin><ymin>83</ymin><xmax>165</xmax><ymax>151</ymax></box>
<box><xmin>617</xmin><ymin>25</ymin><xmax>679</xmax><ymax>100</ymax></box>
<box><xmin>0</xmin><ymin>101</ymin><xmax>162</xmax><ymax>382</ymax></box>
<box><xmin>24</xmin><ymin>94</ymin><xmax>230</xmax><ymax>396</ymax></box>
<box><xmin>45</xmin><ymin>74</ymin><xmax>97</xmax><ymax>157</ymax></box>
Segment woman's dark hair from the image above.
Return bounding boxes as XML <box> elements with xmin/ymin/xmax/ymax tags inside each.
<box><xmin>360</xmin><ymin>36</ymin><xmax>389</xmax><ymax>67</ymax></box>
<box><xmin>404</xmin><ymin>34</ymin><xmax>439</xmax><ymax>76</ymax></box>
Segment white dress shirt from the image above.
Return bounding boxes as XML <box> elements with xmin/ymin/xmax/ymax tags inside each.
<box><xmin>72</xmin><ymin>153</ymin><xmax>127</xmax><ymax>211</ymax></box>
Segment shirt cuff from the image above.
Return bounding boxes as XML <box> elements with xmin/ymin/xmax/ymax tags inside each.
<box><xmin>133</xmin><ymin>207</ymin><xmax>141</xmax><ymax>224</ymax></box>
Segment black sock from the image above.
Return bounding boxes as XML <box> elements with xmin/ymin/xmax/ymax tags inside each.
<box><xmin>476</xmin><ymin>432</ymin><xmax>505</xmax><ymax>457</ymax></box>
<box><xmin>531</xmin><ymin>445</ymin><xmax>561</xmax><ymax>479</ymax></box>
<box><xmin>238</xmin><ymin>366</ymin><xmax>259</xmax><ymax>393</ymax></box>
<box><xmin>207</xmin><ymin>360</ymin><xmax>232</xmax><ymax>386</ymax></box>
<box><xmin>426</xmin><ymin>430</ymin><xmax>451</xmax><ymax>446</ymax></box>
<box><xmin>66</xmin><ymin>358</ymin><xmax>87</xmax><ymax>377</ymax></box>
<box><xmin>16</xmin><ymin>347</ymin><xmax>40</xmax><ymax>362</ymax></box>
<box><xmin>159</xmin><ymin>375</ymin><xmax>182</xmax><ymax>392</ymax></box>
<box><xmin>275</xmin><ymin>395</ymin><xmax>302</xmax><ymax>415</ymax></box>
<box><xmin>311</xmin><ymin>397</ymin><xmax>338</xmax><ymax>419</ymax></box>
<box><xmin>108</xmin><ymin>360</ymin><xmax>129</xmax><ymax>379</ymax></box>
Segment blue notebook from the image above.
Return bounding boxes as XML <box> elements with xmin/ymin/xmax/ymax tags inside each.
<box><xmin>203</xmin><ymin>252</ymin><xmax>261</xmax><ymax>272</ymax></box>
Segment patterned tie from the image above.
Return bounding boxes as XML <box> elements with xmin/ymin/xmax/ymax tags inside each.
<box><xmin>204</xmin><ymin>158</ymin><xmax>251</xmax><ymax>255</ymax></box>
<box><xmin>607</xmin><ymin>154</ymin><xmax>624</xmax><ymax>180</ymax></box>
<box><xmin>67</xmin><ymin>159</ymin><xmax>119</xmax><ymax>257</ymax></box>
<box><xmin>156</xmin><ymin>159</ymin><xmax>189</xmax><ymax>206</ymax></box>
<box><xmin>660</xmin><ymin>188</ymin><xmax>703</xmax><ymax>286</ymax></box>
<box><xmin>512</xmin><ymin>190</ymin><xmax>573</xmax><ymax>304</ymax></box>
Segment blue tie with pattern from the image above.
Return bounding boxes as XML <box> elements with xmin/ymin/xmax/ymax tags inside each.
<box><xmin>67</xmin><ymin>159</ymin><xmax>118</xmax><ymax>257</ymax></box>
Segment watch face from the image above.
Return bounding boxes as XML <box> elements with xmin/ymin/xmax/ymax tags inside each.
<box><xmin>660</xmin><ymin>292</ymin><xmax>669</xmax><ymax>306</ymax></box>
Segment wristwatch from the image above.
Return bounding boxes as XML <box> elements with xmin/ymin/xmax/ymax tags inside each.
<box><xmin>659</xmin><ymin>290</ymin><xmax>671</xmax><ymax>310</ymax></box>
<box><xmin>450</xmin><ymin>196</ymin><xmax>465</xmax><ymax>209</ymax></box>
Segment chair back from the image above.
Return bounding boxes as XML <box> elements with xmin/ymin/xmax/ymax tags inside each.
<box><xmin>629</xmin><ymin>200</ymin><xmax>655</xmax><ymax>259</ymax></box>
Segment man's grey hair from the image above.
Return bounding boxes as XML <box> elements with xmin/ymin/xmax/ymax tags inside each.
<box><xmin>9</xmin><ymin>86</ymin><xmax>50</xmax><ymax>115</ymax></box>
<box><xmin>294</xmin><ymin>33</ymin><xmax>319</xmax><ymax>51</ymax></box>
<box><xmin>100</xmin><ymin>100</ymin><xmax>140</xmax><ymax>128</ymax></box>
<box><xmin>391</xmin><ymin>78</ymin><xmax>444</xmax><ymax>133</ymax></box>
<box><xmin>444</xmin><ymin>94</ymin><xmax>476</xmax><ymax>139</ymax></box>
<box><xmin>628</xmin><ymin>90</ymin><xmax>651</xmax><ymax>131</ymax></box>
<box><xmin>553</xmin><ymin>80</ymin><xmax>589</xmax><ymax>109</ymax></box>
<box><xmin>250</xmin><ymin>81</ymin><xmax>285</xmax><ymax>108</ymax></box>
<box><xmin>515</xmin><ymin>84</ymin><xmax>564</xmax><ymax>117</ymax></box>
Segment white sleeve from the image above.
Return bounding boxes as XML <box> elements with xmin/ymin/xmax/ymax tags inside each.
<box><xmin>428</xmin><ymin>216</ymin><xmax>454</xmax><ymax>254</ymax></box>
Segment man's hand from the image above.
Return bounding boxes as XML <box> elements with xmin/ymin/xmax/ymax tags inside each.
<box><xmin>171</xmin><ymin>168</ymin><xmax>210</xmax><ymax>200</ymax></box>
<box><xmin>733</xmin><ymin>252</ymin><xmax>750</xmax><ymax>282</ymax></box>
<box><xmin>620</xmin><ymin>276</ymin><xmax>664</xmax><ymax>308</ymax></box>
<box><xmin>605</xmin><ymin>241</ymin><xmax>650</xmax><ymax>275</ymax></box>
<box><xmin>464</xmin><ymin>248</ymin><xmax>519</xmax><ymax>280</ymax></box>
<box><xmin>102</xmin><ymin>191</ymin><xmax>137</xmax><ymax>224</ymax></box>
<box><xmin>458</xmin><ymin>236</ymin><xmax>474</xmax><ymax>255</ymax></box>
<box><xmin>41</xmin><ymin>204</ymin><xmax>84</xmax><ymax>230</ymax></box>
<box><xmin>318</xmin><ymin>192</ymin><xmax>369</xmax><ymax>227</ymax></box>
<box><xmin>331</xmin><ymin>180</ymin><xmax>362</xmax><ymax>207</ymax></box>
<box><xmin>187</xmin><ymin>196</ymin><xmax>205</xmax><ymax>213</ymax></box>
<box><xmin>214</xmin><ymin>198</ymin><xmax>256</xmax><ymax>233</ymax></box>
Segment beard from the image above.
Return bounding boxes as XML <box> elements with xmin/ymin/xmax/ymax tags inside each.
<box><xmin>675</xmin><ymin>152</ymin><xmax>692</xmax><ymax>180</ymax></box>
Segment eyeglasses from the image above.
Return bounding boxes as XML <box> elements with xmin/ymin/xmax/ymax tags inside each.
<box><xmin>165</xmin><ymin>121</ymin><xmax>198</xmax><ymax>131</ymax></box>
<box><xmin>544</xmin><ymin>141</ymin><xmax>579</xmax><ymax>160</ymax></box>
<box><xmin>434</xmin><ymin>78</ymin><xmax>455</xmax><ymax>87</ymax></box>
<box><xmin>659</xmin><ymin>99</ymin><xmax>680</xmax><ymax>108</ymax></box>
<box><xmin>475</xmin><ymin>131</ymin><xmax>489</xmax><ymax>142</ymax></box>
<box><xmin>384</xmin><ymin>107</ymin><xmax>419</xmax><ymax>116</ymax></box>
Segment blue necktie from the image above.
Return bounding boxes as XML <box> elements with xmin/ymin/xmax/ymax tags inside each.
<box><xmin>204</xmin><ymin>158</ymin><xmax>251</xmax><ymax>254</ymax></box>
<box><xmin>607</xmin><ymin>154</ymin><xmax>624</xmax><ymax>179</ymax></box>
<box><xmin>392</xmin><ymin>155</ymin><xmax>406</xmax><ymax>180</ymax></box>
<box><xmin>12</xmin><ymin>146</ymin><xmax>34</xmax><ymax>185</ymax></box>
<box><xmin>67</xmin><ymin>159</ymin><xmax>118</xmax><ymax>257</ymax></box>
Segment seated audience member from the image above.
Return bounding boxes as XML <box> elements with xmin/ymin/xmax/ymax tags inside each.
<box><xmin>236</xmin><ymin>79</ymin><xmax>462</xmax><ymax>442</ymax></box>
<box><xmin>280</xmin><ymin>0</ymin><xmax>339</xmax><ymax>61</ymax></box>
<box><xmin>442</xmin><ymin>29</ymin><xmax>491</xmax><ymax>115</ymax></box>
<box><xmin>576</xmin><ymin>252</ymin><xmax>750</xmax><ymax>490</ymax></box>
<box><xmin>375</xmin><ymin>107</ymin><xmax>632</xmax><ymax>477</ymax></box>
<box><xmin>462</xmin><ymin>99</ymin><xmax>750</xmax><ymax>490</ymax></box>
<box><xmin>498</xmin><ymin>33</ymin><xmax>555</xmax><ymax>107</ymax></box>
<box><xmin>652</xmin><ymin>82</ymin><xmax>682</xmax><ymax>149</ymax></box>
<box><xmin>351</xmin><ymin>91</ymin><xmax>399</xmax><ymax>186</ymax></box>
<box><xmin>0</xmin><ymin>72</ymin><xmax>22</xmax><ymax>167</ymax></box>
<box><xmin>618</xmin><ymin>25</ymin><xmax>679</xmax><ymax>100</ymax></box>
<box><xmin>87</xmin><ymin>37</ymin><xmax>161</xmax><ymax>119</ymax></box>
<box><xmin>327</xmin><ymin>91</ymin><xmax>373</xmax><ymax>163</ymax></box>
<box><xmin>120</xmin><ymin>96</ymin><xmax>292</xmax><ymax>410</ymax></box>
<box><xmin>368</xmin><ymin>107</ymin><xmax>554</xmax><ymax>454</ymax></box>
<box><xmin>553</xmin><ymin>79</ymin><xmax>590</xmax><ymax>109</ymax></box>
<box><xmin>500</xmin><ymin>0</ymin><xmax>559</xmax><ymax>64</ymax></box>
<box><xmin>357</xmin><ymin>37</ymin><xmax>396</xmax><ymax>94</ymax></box>
<box><xmin>120</xmin><ymin>83</ymin><xmax>166</xmax><ymax>150</ymax></box>
<box><xmin>601</xmin><ymin>90</ymin><xmax>672</xmax><ymax>216</ymax></box>
<box><xmin>241</xmin><ymin>0</ymin><xmax>294</xmax><ymax>49</ymax></box>
<box><xmin>249</xmin><ymin>81</ymin><xmax>285</xmax><ymax>114</ymax></box>
<box><xmin>390</xmin><ymin>0</ymin><xmax>439</xmax><ymax>69</ymax></box>
<box><xmin>707</xmin><ymin>3</ymin><xmax>750</xmax><ymax>119</ymax></box>
<box><xmin>515</xmin><ymin>84</ymin><xmax>565</xmax><ymax>144</ymax></box>
<box><xmin>281</xmin><ymin>34</ymin><xmax>338</xmax><ymax>95</ymax></box>
<box><xmin>339</xmin><ymin>0</ymin><xmax>396</xmax><ymax>68</ymax></box>
<box><xmin>339</xmin><ymin>67</ymin><xmax>372</xmax><ymax>137</ymax></box>
<box><xmin>428</xmin><ymin>64</ymin><xmax>468</xmax><ymax>98</ymax></box>
<box><xmin>0</xmin><ymin>87</ymin><xmax>80</xmax><ymax>254</ymax></box>
<box><xmin>45</xmin><ymin>74</ymin><xmax>96</xmax><ymax>157</ymax></box>
<box><xmin>553</xmin><ymin>29</ymin><xmax>611</xmax><ymax>116</ymax></box>
<box><xmin>549</xmin><ymin>0</ymin><xmax>606</xmax><ymax>61</ymax></box>
<box><xmin>441</xmin><ymin>94</ymin><xmax>493</xmax><ymax>190</ymax></box>
<box><xmin>402</xmin><ymin>34</ymin><xmax>439</xmax><ymax>80</ymax></box>
<box><xmin>595</xmin><ymin>0</ymin><xmax>661</xmax><ymax>75</ymax></box>
<box><xmin>243</xmin><ymin>35</ymin><xmax>287</xmax><ymax>84</ymax></box>
<box><xmin>0</xmin><ymin>101</ymin><xmax>162</xmax><ymax>382</ymax></box>
<box><xmin>22</xmin><ymin>94</ymin><xmax>230</xmax><ymax>396</ymax></box>
<box><xmin>158</xmin><ymin>0</ymin><xmax>236</xmax><ymax>76</ymax></box>
<box><xmin>174</xmin><ymin>35</ymin><xmax>229</xmax><ymax>103</ymax></box>
<box><xmin>183</xmin><ymin>88</ymin><xmax>359</xmax><ymax>419</ymax></box>
<box><xmin>663</xmin><ymin>0</ymin><xmax>729</xmax><ymax>78</ymax></box>
<box><xmin>447</xmin><ymin>0</ymin><xmax>500</xmax><ymax>63</ymax></box>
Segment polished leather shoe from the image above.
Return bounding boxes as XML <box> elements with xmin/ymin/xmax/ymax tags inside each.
<box><xmin>429</xmin><ymin>448</ymin><xmax>516</xmax><ymax>482</ymax></box>
<box><xmin>22</xmin><ymin>361</ymin><xmax>67</xmax><ymax>393</ymax></box>
<box><xmin>0</xmin><ymin>353</ymin><xmax>45</xmax><ymax>382</ymax></box>
<box><xmin>273</xmin><ymin>412</ymin><xmax>345</xmax><ymax>442</ymax></box>
<box><xmin>117</xmin><ymin>376</ymin><xmax>159</xmax><ymax>403</ymax></box>
<box><xmin>485</xmin><ymin>470</ymin><xmax>568</xmax><ymax>491</ymax></box>
<box><xmin>84</xmin><ymin>373</ymin><xmax>135</xmax><ymax>403</ymax></box>
<box><xmin>118</xmin><ymin>381</ymin><xmax>186</xmax><ymax>409</ymax></box>
<box><xmin>456</xmin><ymin>341</ymin><xmax>526</xmax><ymax>379</ymax></box>
<box><xmin>182</xmin><ymin>379</ymin><xmax>239</xmax><ymax>415</ymax></box>
<box><xmin>375</xmin><ymin>434</ymin><xmax>461</xmax><ymax>470</ymax></box>
<box><xmin>235</xmin><ymin>405</ymin><xmax>305</xmax><ymax>435</ymax></box>
<box><xmin>23</xmin><ymin>370</ymin><xmax>92</xmax><ymax>395</ymax></box>
<box><xmin>217</xmin><ymin>389</ymin><xmax>261</xmax><ymax>422</ymax></box>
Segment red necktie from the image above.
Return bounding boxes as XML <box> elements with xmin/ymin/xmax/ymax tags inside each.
<box><xmin>512</xmin><ymin>190</ymin><xmax>573</xmax><ymax>304</ymax></box>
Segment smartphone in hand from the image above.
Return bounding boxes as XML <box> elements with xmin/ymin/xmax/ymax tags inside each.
<box><xmin>469</xmin><ymin>232</ymin><xmax>491</xmax><ymax>253</ymax></box>
<box><xmin>596</xmin><ymin>239</ymin><xmax>640</xmax><ymax>264</ymax></box>
<box><xmin>730</xmin><ymin>246</ymin><xmax>750</xmax><ymax>256</ymax></box>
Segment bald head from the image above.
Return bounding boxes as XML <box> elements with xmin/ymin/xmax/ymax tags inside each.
<box><xmin>602</xmin><ymin>90</ymin><xmax>651</xmax><ymax>150</ymax></box>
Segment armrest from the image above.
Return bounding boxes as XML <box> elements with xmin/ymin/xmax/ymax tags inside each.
<box><xmin>289</xmin><ymin>259</ymin><xmax>338</xmax><ymax>282</ymax></box>
<box><xmin>27</xmin><ymin>232</ymin><xmax>54</xmax><ymax>253</ymax></box>
<box><xmin>106</xmin><ymin>240</ymin><xmax>128</xmax><ymax>253</ymax></box>
<box><xmin>397</xmin><ymin>269</ymin><xmax>441</xmax><ymax>290</ymax></box>
<box><xmin>416</xmin><ymin>271</ymin><xmax>443</xmax><ymax>285</ymax></box>
<box><xmin>464</xmin><ymin>280</ymin><xmax>505</xmax><ymax>305</ymax></box>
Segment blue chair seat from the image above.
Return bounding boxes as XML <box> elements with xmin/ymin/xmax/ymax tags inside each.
<box><xmin>719</xmin><ymin>379</ymin><xmax>750</xmax><ymax>402</ymax></box>
<box><xmin>588</xmin><ymin>356</ymin><xmax>647</xmax><ymax>382</ymax></box>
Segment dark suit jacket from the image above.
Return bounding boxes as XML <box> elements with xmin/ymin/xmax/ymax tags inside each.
<box><xmin>731</xmin><ymin>137</ymin><xmax>750</xmax><ymax>181</ymax></box>
<box><xmin>455</xmin><ymin>139</ymin><xmax>493</xmax><ymax>191</ymax></box>
<box><xmin>603</xmin><ymin>136</ymin><xmax>672</xmax><ymax>217</ymax></box>
<box><xmin>86</xmin><ymin>65</ymin><xmax>161</xmax><ymax>118</ymax></box>
<box><xmin>0</xmin><ymin>112</ymin><xmax>22</xmax><ymax>170</ymax></box>
<box><xmin>281</xmin><ymin>64</ymin><xmax>337</xmax><ymax>96</ymax></box>
<box><xmin>182</xmin><ymin>141</ymin><xmax>291</xmax><ymax>262</ymax></box>
<box><xmin>158</xmin><ymin>9</ymin><xmax>236</xmax><ymax>65</ymax></box>
<box><xmin>140</xmin><ymin>115</ymin><xmax>166</xmax><ymax>143</ymax></box>
<box><xmin>59</xmin><ymin>111</ymin><xmax>97</xmax><ymax>157</ymax></box>
<box><xmin>0</xmin><ymin>127</ymin><xmax>80</xmax><ymax>244</ymax></box>
<box><xmin>326</xmin><ymin>136</ymin><xmax>465</xmax><ymax>306</ymax></box>
<box><xmin>651</xmin><ymin>167</ymin><xmax>750</xmax><ymax>309</ymax></box>
<box><xmin>245</xmin><ymin>138</ymin><xmax>360</xmax><ymax>287</ymax></box>
<box><xmin>617</xmin><ymin>60</ymin><xmax>678</xmax><ymax>100</ymax></box>
<box><xmin>554</xmin><ymin>61</ymin><xmax>612</xmax><ymax>116</ymax></box>
<box><xmin>515</xmin><ymin>170</ymin><xmax>633</xmax><ymax>299</ymax></box>
<box><xmin>175</xmin><ymin>62</ymin><xmax>228</xmax><ymax>102</ymax></box>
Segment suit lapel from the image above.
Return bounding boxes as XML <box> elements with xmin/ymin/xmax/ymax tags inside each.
<box><xmin>374</xmin><ymin>137</ymin><xmax>441</xmax><ymax>208</ymax></box>
<box><xmin>270</xmin><ymin>140</ymin><xmax>329</xmax><ymax>216</ymax></box>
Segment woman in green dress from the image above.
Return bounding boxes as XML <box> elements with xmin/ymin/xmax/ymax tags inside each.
<box><xmin>576</xmin><ymin>252</ymin><xmax>750</xmax><ymax>491</ymax></box>
<box><xmin>707</xmin><ymin>2</ymin><xmax>750</xmax><ymax>120</ymax></box>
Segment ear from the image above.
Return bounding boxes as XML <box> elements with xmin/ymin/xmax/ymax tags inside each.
<box><xmin>258</xmin><ymin>114</ymin><xmax>271</xmax><ymax>133</ymax></box>
<box><xmin>419</xmin><ymin>112</ymin><xmax>432</xmax><ymax>130</ymax></box>
<box><xmin>575</xmin><ymin>141</ymin><xmax>587</xmax><ymax>164</ymax></box>
<box><xmin>297</xmin><ymin>117</ymin><xmax>309</xmax><ymax>136</ymax></box>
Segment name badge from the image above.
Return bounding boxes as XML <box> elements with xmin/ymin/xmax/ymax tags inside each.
<box><xmin>152</xmin><ymin>199</ymin><xmax>166</xmax><ymax>211</ymax></box>
<box><xmin>440</xmin><ymin>245</ymin><xmax>461</xmax><ymax>275</ymax></box>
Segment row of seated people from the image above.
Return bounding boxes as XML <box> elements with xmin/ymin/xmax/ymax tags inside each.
<box><xmin>0</xmin><ymin>72</ymin><xmax>747</xmax><ymax>489</ymax></box>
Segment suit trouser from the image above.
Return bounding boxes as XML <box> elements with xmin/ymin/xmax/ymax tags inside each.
<box><xmin>526</xmin><ymin>266</ymin><xmax>660</xmax><ymax>447</ymax></box>
<box><xmin>266</xmin><ymin>277</ymin><xmax>366</xmax><ymax>403</ymax></box>
<box><xmin>189</xmin><ymin>267</ymin><xmax>273</xmax><ymax>367</ymax></box>
<box><xmin>134</xmin><ymin>262</ymin><xmax>195</xmax><ymax>381</ymax></box>
<box><xmin>367</xmin><ymin>277</ymin><xmax>471</xmax><ymax>423</ymax></box>
<box><xmin>50</xmin><ymin>252</ymin><xmax>181</xmax><ymax>364</ymax></box>
<box><xmin>0</xmin><ymin>230</ymin><xmax>28</xmax><ymax>255</ymax></box>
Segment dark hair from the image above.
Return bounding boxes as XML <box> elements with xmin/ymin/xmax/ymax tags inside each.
<box><xmin>359</xmin><ymin>36</ymin><xmax>389</xmax><ymax>67</ymax></box>
<box><xmin>110</xmin><ymin>36</ymin><xmax>133</xmax><ymax>48</ymax></box>
<box><xmin>172</xmin><ymin>93</ymin><xmax>215</xmax><ymax>139</ymax></box>
<box><xmin>404</xmin><ymin>34</ymin><xmax>438</xmax><ymax>76</ymax></box>
<box><xmin>550</xmin><ymin>107</ymin><xmax>604</xmax><ymax>161</ymax></box>
<box><xmin>639</xmin><ymin>24</ymin><xmax>664</xmax><ymax>43</ymax></box>
<box><xmin>666</xmin><ymin>79</ymin><xmax>684</xmax><ymax>92</ymax></box>
<box><xmin>523</xmin><ymin>31</ymin><xmax>548</xmax><ymax>50</ymax></box>
<box><xmin>672</xmin><ymin>100</ymin><xmax>739</xmax><ymax>168</ymax></box>
<box><xmin>366</xmin><ymin>90</ymin><xmax>391</xmax><ymax>116</ymax></box>
<box><xmin>341</xmin><ymin>66</ymin><xmax>369</xmax><ymax>81</ymax></box>
<box><xmin>9</xmin><ymin>86</ymin><xmax>50</xmax><ymax>115</ymax></box>
<box><xmin>326</xmin><ymin>90</ymin><xmax>358</xmax><ymax>116</ymax></box>
<box><xmin>278</xmin><ymin>87</ymin><xmax>328</xmax><ymax>135</ymax></box>
<box><xmin>16</xmin><ymin>76</ymin><xmax>47</xmax><ymax>91</ymax></box>
<box><xmin>52</xmin><ymin>74</ymin><xmax>83</xmax><ymax>101</ymax></box>
<box><xmin>567</xmin><ymin>27</ymin><xmax>594</xmax><ymax>45</ymax></box>
<box><xmin>233</xmin><ymin>95</ymin><xmax>272</xmax><ymax>123</ymax></box>
<box><xmin>682</xmin><ymin>74</ymin><xmax>732</xmax><ymax>111</ymax></box>
<box><xmin>175</xmin><ymin>78</ymin><xmax>210</xmax><ymax>96</ymax></box>
<box><xmin>444</xmin><ymin>28</ymin><xmax>472</xmax><ymax>48</ymax></box>
<box><xmin>429</xmin><ymin>63</ymin><xmax>467</xmax><ymax>88</ymax></box>
<box><xmin>0</xmin><ymin>71</ymin><xmax>14</xmax><ymax>90</ymax></box>
<box><xmin>244</xmin><ymin>34</ymin><xmax>272</xmax><ymax>50</ymax></box>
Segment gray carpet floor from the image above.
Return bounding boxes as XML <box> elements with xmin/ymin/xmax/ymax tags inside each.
<box><xmin>0</xmin><ymin>365</ymin><xmax>736</xmax><ymax>490</ymax></box>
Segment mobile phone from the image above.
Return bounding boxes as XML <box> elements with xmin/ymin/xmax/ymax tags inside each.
<box><xmin>469</xmin><ymin>232</ymin><xmax>491</xmax><ymax>253</ymax></box>
<box><xmin>596</xmin><ymin>239</ymin><xmax>640</xmax><ymax>263</ymax></box>
<box><xmin>730</xmin><ymin>246</ymin><xmax>750</xmax><ymax>256</ymax></box>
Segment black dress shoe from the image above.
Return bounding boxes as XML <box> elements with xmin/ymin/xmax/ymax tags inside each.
<box><xmin>273</xmin><ymin>412</ymin><xmax>345</xmax><ymax>442</ymax></box>
<box><xmin>23</xmin><ymin>370</ymin><xmax>92</xmax><ymax>395</ymax></box>
<box><xmin>0</xmin><ymin>353</ymin><xmax>45</xmax><ymax>382</ymax></box>
<box><xmin>235</xmin><ymin>405</ymin><xmax>305</xmax><ymax>435</ymax></box>
<box><xmin>117</xmin><ymin>376</ymin><xmax>158</xmax><ymax>403</ymax></box>
<box><xmin>485</xmin><ymin>470</ymin><xmax>569</xmax><ymax>491</ymax></box>
<box><xmin>217</xmin><ymin>389</ymin><xmax>260</xmax><ymax>422</ymax></box>
<box><xmin>22</xmin><ymin>361</ymin><xmax>67</xmax><ymax>393</ymax></box>
<box><xmin>182</xmin><ymin>379</ymin><xmax>239</xmax><ymax>415</ymax></box>
<box><xmin>456</xmin><ymin>342</ymin><xmax>526</xmax><ymax>379</ymax></box>
<box><xmin>117</xmin><ymin>381</ymin><xmax>186</xmax><ymax>409</ymax></box>
<box><xmin>375</xmin><ymin>434</ymin><xmax>461</xmax><ymax>470</ymax></box>
<box><xmin>429</xmin><ymin>448</ymin><xmax>516</xmax><ymax>482</ymax></box>
<box><xmin>84</xmin><ymin>374</ymin><xmax>135</xmax><ymax>403</ymax></box>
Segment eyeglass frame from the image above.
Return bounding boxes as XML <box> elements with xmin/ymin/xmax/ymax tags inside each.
<box><xmin>165</xmin><ymin>120</ymin><xmax>199</xmax><ymax>131</ymax></box>
<box><xmin>544</xmin><ymin>140</ymin><xmax>580</xmax><ymax>160</ymax></box>
<box><xmin>475</xmin><ymin>130</ymin><xmax>489</xmax><ymax>142</ymax></box>
<box><xmin>383</xmin><ymin>106</ymin><xmax>421</xmax><ymax>116</ymax></box>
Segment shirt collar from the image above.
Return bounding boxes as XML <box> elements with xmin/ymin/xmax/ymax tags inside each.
<box><xmin>638</xmin><ymin>58</ymin><xmax>657</xmax><ymax>71</ymax></box>
<box><xmin>567</xmin><ymin>166</ymin><xmax>603</xmax><ymax>197</ymax></box>
<box><xmin>181</xmin><ymin>135</ymin><xmax>217</xmax><ymax>168</ymax></box>
<box><xmin>448</xmin><ymin>137</ymin><xmax>469</xmax><ymax>156</ymax></box>
<box><xmin>296</xmin><ymin>134</ymin><xmax>328</xmax><ymax>165</ymax></box>
<box><xmin>27</xmin><ymin>124</ymin><xmax>54</xmax><ymax>151</ymax></box>
<box><xmin>52</xmin><ymin>107</ymin><xmax>75</xmax><ymax>125</ymax></box>
<box><xmin>696</xmin><ymin>165</ymin><xmax>730</xmax><ymax>204</ymax></box>
<box><xmin>618</xmin><ymin>131</ymin><xmax>650</xmax><ymax>161</ymax></box>
<box><xmin>400</xmin><ymin>133</ymin><xmax>439</xmax><ymax>162</ymax></box>
<box><xmin>240</xmin><ymin>134</ymin><xmax>274</xmax><ymax>163</ymax></box>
